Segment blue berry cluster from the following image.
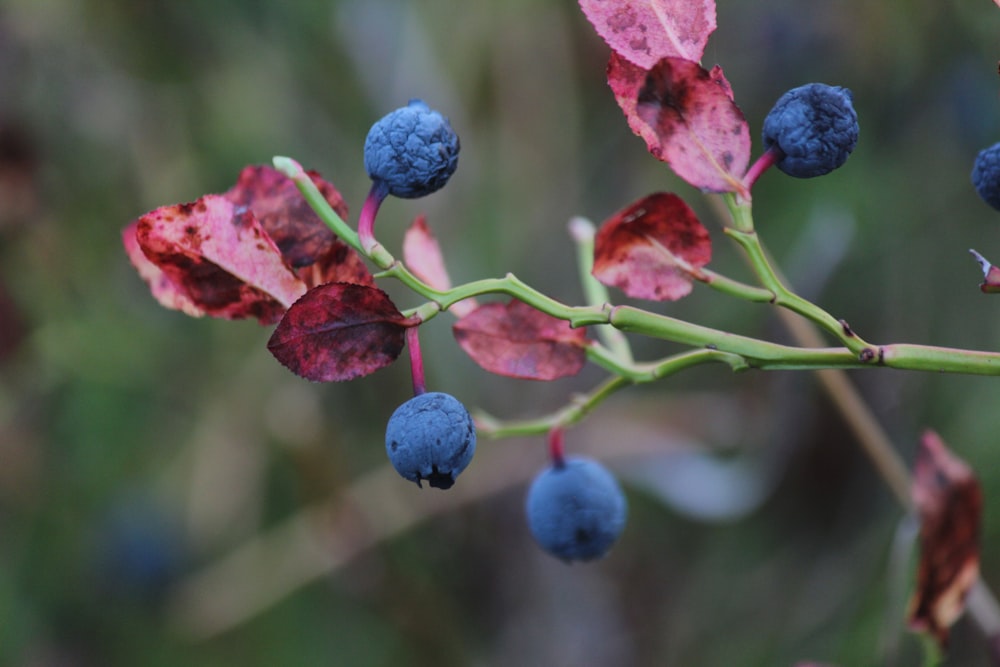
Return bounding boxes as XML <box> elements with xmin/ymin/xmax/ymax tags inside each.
<box><xmin>972</xmin><ymin>142</ymin><xmax>1000</xmax><ymax>211</ymax></box>
<box><xmin>525</xmin><ymin>456</ymin><xmax>627</xmax><ymax>562</ymax></box>
<box><xmin>762</xmin><ymin>83</ymin><xmax>859</xmax><ymax>178</ymax></box>
<box><xmin>364</xmin><ymin>99</ymin><xmax>460</xmax><ymax>199</ymax></box>
<box><xmin>385</xmin><ymin>392</ymin><xmax>476</xmax><ymax>489</ymax></box>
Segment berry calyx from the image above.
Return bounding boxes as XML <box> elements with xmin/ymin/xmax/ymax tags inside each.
<box><xmin>761</xmin><ymin>83</ymin><xmax>859</xmax><ymax>178</ymax></box>
<box><xmin>385</xmin><ymin>391</ymin><xmax>476</xmax><ymax>489</ymax></box>
<box><xmin>972</xmin><ymin>142</ymin><xmax>1000</xmax><ymax>211</ymax></box>
<box><xmin>525</xmin><ymin>456</ymin><xmax>627</xmax><ymax>562</ymax></box>
<box><xmin>363</xmin><ymin>99</ymin><xmax>460</xmax><ymax>199</ymax></box>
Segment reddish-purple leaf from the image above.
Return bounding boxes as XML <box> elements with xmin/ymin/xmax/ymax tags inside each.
<box><xmin>224</xmin><ymin>165</ymin><xmax>373</xmax><ymax>289</ymax></box>
<box><xmin>123</xmin><ymin>221</ymin><xmax>205</xmax><ymax>317</ymax></box>
<box><xmin>403</xmin><ymin>214</ymin><xmax>451</xmax><ymax>291</ymax></box>
<box><xmin>134</xmin><ymin>196</ymin><xmax>305</xmax><ymax>324</ymax></box>
<box><xmin>593</xmin><ymin>192</ymin><xmax>711</xmax><ymax>301</ymax></box>
<box><xmin>908</xmin><ymin>430</ymin><xmax>982</xmax><ymax>648</ymax></box>
<box><xmin>452</xmin><ymin>300</ymin><xmax>589</xmax><ymax>380</ymax></box>
<box><xmin>707</xmin><ymin>64</ymin><xmax>735</xmax><ymax>101</ymax></box>
<box><xmin>969</xmin><ymin>249</ymin><xmax>1000</xmax><ymax>294</ymax></box>
<box><xmin>267</xmin><ymin>282</ymin><xmax>409</xmax><ymax>382</ymax></box>
<box><xmin>125</xmin><ymin>164</ymin><xmax>373</xmax><ymax>325</ymax></box>
<box><xmin>578</xmin><ymin>0</ymin><xmax>717</xmax><ymax>68</ymax></box>
<box><xmin>403</xmin><ymin>215</ymin><xmax>477</xmax><ymax>318</ymax></box>
<box><xmin>608</xmin><ymin>54</ymin><xmax>750</xmax><ymax>194</ymax></box>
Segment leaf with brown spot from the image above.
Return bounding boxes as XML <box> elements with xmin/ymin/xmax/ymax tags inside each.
<box><xmin>122</xmin><ymin>221</ymin><xmax>205</xmax><ymax>317</ymax></box>
<box><xmin>452</xmin><ymin>300</ymin><xmax>589</xmax><ymax>380</ymax></box>
<box><xmin>403</xmin><ymin>215</ymin><xmax>477</xmax><ymax>318</ymax></box>
<box><xmin>593</xmin><ymin>192</ymin><xmax>711</xmax><ymax>301</ymax></box>
<box><xmin>578</xmin><ymin>0</ymin><xmax>717</xmax><ymax>68</ymax></box>
<box><xmin>134</xmin><ymin>195</ymin><xmax>305</xmax><ymax>324</ymax></box>
<box><xmin>267</xmin><ymin>282</ymin><xmax>409</xmax><ymax>382</ymax></box>
<box><xmin>224</xmin><ymin>165</ymin><xmax>373</xmax><ymax>288</ymax></box>
<box><xmin>607</xmin><ymin>54</ymin><xmax>750</xmax><ymax>194</ymax></box>
<box><xmin>908</xmin><ymin>430</ymin><xmax>982</xmax><ymax>649</ymax></box>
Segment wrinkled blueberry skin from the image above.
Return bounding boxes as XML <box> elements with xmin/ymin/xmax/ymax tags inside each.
<box><xmin>972</xmin><ymin>142</ymin><xmax>1000</xmax><ymax>211</ymax></box>
<box><xmin>525</xmin><ymin>456</ymin><xmax>627</xmax><ymax>562</ymax></box>
<box><xmin>364</xmin><ymin>99</ymin><xmax>460</xmax><ymax>198</ymax></box>
<box><xmin>762</xmin><ymin>83</ymin><xmax>859</xmax><ymax>178</ymax></box>
<box><xmin>385</xmin><ymin>392</ymin><xmax>476</xmax><ymax>489</ymax></box>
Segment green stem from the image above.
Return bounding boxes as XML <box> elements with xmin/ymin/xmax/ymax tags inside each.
<box><xmin>609</xmin><ymin>305</ymin><xmax>860</xmax><ymax>369</ymax></box>
<box><xmin>723</xmin><ymin>192</ymin><xmax>755</xmax><ymax>232</ymax></box>
<box><xmin>725</xmin><ymin>225</ymin><xmax>871</xmax><ymax>352</ymax></box>
<box><xmin>586</xmin><ymin>344</ymin><xmax>748</xmax><ymax>381</ymax></box>
<box><xmin>380</xmin><ymin>261</ymin><xmax>610</xmax><ymax>327</ymax></box>
<box><xmin>272</xmin><ymin>156</ymin><xmax>365</xmax><ymax>256</ymax></box>
<box><xmin>697</xmin><ymin>267</ymin><xmax>776</xmax><ymax>303</ymax></box>
<box><xmin>569</xmin><ymin>217</ymin><xmax>634</xmax><ymax>363</ymax></box>
<box><xmin>478</xmin><ymin>347</ymin><xmax>750</xmax><ymax>438</ymax></box>
<box><xmin>882</xmin><ymin>344</ymin><xmax>1000</xmax><ymax>374</ymax></box>
<box><xmin>475</xmin><ymin>374</ymin><xmax>633</xmax><ymax>438</ymax></box>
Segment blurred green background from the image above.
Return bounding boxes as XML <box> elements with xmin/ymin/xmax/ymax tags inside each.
<box><xmin>2</xmin><ymin>0</ymin><xmax>1000</xmax><ymax>664</ymax></box>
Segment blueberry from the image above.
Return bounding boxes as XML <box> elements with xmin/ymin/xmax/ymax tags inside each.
<box><xmin>385</xmin><ymin>391</ymin><xmax>476</xmax><ymax>489</ymax></box>
<box><xmin>525</xmin><ymin>456</ymin><xmax>627</xmax><ymax>562</ymax></box>
<box><xmin>94</xmin><ymin>497</ymin><xmax>184</xmax><ymax>603</ymax></box>
<box><xmin>762</xmin><ymin>83</ymin><xmax>859</xmax><ymax>178</ymax></box>
<box><xmin>972</xmin><ymin>142</ymin><xmax>1000</xmax><ymax>211</ymax></box>
<box><xmin>364</xmin><ymin>99</ymin><xmax>460</xmax><ymax>199</ymax></box>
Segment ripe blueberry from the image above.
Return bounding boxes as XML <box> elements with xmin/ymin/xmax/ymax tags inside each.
<box><xmin>972</xmin><ymin>142</ymin><xmax>1000</xmax><ymax>211</ymax></box>
<box><xmin>364</xmin><ymin>99</ymin><xmax>460</xmax><ymax>199</ymax></box>
<box><xmin>525</xmin><ymin>456</ymin><xmax>627</xmax><ymax>562</ymax></box>
<box><xmin>385</xmin><ymin>391</ymin><xmax>476</xmax><ymax>489</ymax></box>
<box><xmin>762</xmin><ymin>83</ymin><xmax>859</xmax><ymax>178</ymax></box>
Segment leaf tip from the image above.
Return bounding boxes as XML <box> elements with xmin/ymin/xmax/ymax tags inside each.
<box><xmin>969</xmin><ymin>249</ymin><xmax>1000</xmax><ymax>293</ymax></box>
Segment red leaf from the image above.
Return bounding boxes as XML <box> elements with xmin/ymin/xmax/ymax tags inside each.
<box><xmin>592</xmin><ymin>192</ymin><xmax>711</xmax><ymax>301</ymax></box>
<box><xmin>969</xmin><ymin>249</ymin><xmax>1000</xmax><ymax>294</ymax></box>
<box><xmin>134</xmin><ymin>196</ymin><xmax>305</xmax><ymax>324</ymax></box>
<box><xmin>707</xmin><ymin>64</ymin><xmax>735</xmax><ymax>101</ymax></box>
<box><xmin>267</xmin><ymin>282</ymin><xmax>409</xmax><ymax>382</ymax></box>
<box><xmin>125</xmin><ymin>165</ymin><xmax>373</xmax><ymax>325</ymax></box>
<box><xmin>224</xmin><ymin>165</ymin><xmax>373</xmax><ymax>289</ymax></box>
<box><xmin>403</xmin><ymin>215</ymin><xmax>477</xmax><ymax>318</ymax></box>
<box><xmin>608</xmin><ymin>54</ymin><xmax>750</xmax><ymax>194</ymax></box>
<box><xmin>908</xmin><ymin>430</ymin><xmax>982</xmax><ymax>648</ymax></box>
<box><xmin>452</xmin><ymin>300</ymin><xmax>588</xmax><ymax>380</ymax></box>
<box><xmin>578</xmin><ymin>0</ymin><xmax>716</xmax><ymax>68</ymax></box>
<box><xmin>122</xmin><ymin>221</ymin><xmax>205</xmax><ymax>317</ymax></box>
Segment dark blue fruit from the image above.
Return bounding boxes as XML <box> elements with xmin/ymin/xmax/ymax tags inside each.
<box><xmin>364</xmin><ymin>99</ymin><xmax>460</xmax><ymax>199</ymax></box>
<box><xmin>972</xmin><ymin>142</ymin><xmax>1000</xmax><ymax>211</ymax></box>
<box><xmin>525</xmin><ymin>456</ymin><xmax>627</xmax><ymax>562</ymax></box>
<box><xmin>762</xmin><ymin>83</ymin><xmax>859</xmax><ymax>178</ymax></box>
<box><xmin>385</xmin><ymin>391</ymin><xmax>476</xmax><ymax>489</ymax></box>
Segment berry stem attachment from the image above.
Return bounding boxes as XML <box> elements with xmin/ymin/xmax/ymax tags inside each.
<box><xmin>406</xmin><ymin>326</ymin><xmax>427</xmax><ymax>396</ymax></box>
<box><xmin>547</xmin><ymin>428</ymin><xmax>566</xmax><ymax>468</ymax></box>
<box><xmin>359</xmin><ymin>181</ymin><xmax>390</xmax><ymax>254</ymax></box>
<box><xmin>742</xmin><ymin>145</ymin><xmax>783</xmax><ymax>192</ymax></box>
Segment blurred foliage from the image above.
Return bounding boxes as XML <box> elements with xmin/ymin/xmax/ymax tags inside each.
<box><xmin>2</xmin><ymin>0</ymin><xmax>1000</xmax><ymax>665</ymax></box>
